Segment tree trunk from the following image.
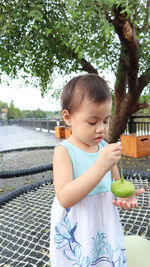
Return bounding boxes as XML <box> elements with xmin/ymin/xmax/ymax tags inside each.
<box><xmin>106</xmin><ymin>5</ymin><xmax>150</xmax><ymax>143</ymax></box>
<box><xmin>107</xmin><ymin>94</ymin><xmax>135</xmax><ymax>143</ymax></box>
<box><xmin>78</xmin><ymin>4</ymin><xmax>150</xmax><ymax>143</ymax></box>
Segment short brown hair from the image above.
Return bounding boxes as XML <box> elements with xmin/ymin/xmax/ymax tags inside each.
<box><xmin>61</xmin><ymin>74</ymin><xmax>111</xmax><ymax>114</ymax></box>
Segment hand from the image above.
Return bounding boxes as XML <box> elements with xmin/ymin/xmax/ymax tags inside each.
<box><xmin>98</xmin><ymin>143</ymin><xmax>121</xmax><ymax>173</ymax></box>
<box><xmin>113</xmin><ymin>188</ymin><xmax>145</xmax><ymax>209</ymax></box>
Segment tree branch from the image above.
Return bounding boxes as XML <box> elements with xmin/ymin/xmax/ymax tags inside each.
<box><xmin>93</xmin><ymin>0</ymin><xmax>113</xmax><ymax>24</ymax></box>
<box><xmin>130</xmin><ymin>102</ymin><xmax>149</xmax><ymax>114</ymax></box>
<box><xmin>112</xmin><ymin>5</ymin><xmax>140</xmax><ymax>95</ymax></box>
<box><xmin>51</xmin><ymin>36</ymin><xmax>98</xmax><ymax>74</ymax></box>
<box><xmin>102</xmin><ymin>8</ymin><xmax>112</xmax><ymax>24</ymax></box>
<box><xmin>114</xmin><ymin>46</ymin><xmax>127</xmax><ymax>107</ymax></box>
<box><xmin>72</xmin><ymin>52</ymin><xmax>98</xmax><ymax>74</ymax></box>
<box><xmin>80</xmin><ymin>58</ymin><xmax>98</xmax><ymax>73</ymax></box>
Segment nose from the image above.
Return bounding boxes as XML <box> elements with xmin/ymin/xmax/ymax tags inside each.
<box><xmin>96</xmin><ymin>122</ymin><xmax>104</xmax><ymax>133</ymax></box>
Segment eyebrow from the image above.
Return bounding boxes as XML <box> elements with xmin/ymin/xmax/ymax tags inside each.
<box><xmin>87</xmin><ymin>115</ymin><xmax>111</xmax><ymax>120</ymax></box>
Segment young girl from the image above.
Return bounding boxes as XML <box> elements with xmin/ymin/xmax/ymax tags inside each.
<box><xmin>50</xmin><ymin>74</ymin><xmax>144</xmax><ymax>267</ymax></box>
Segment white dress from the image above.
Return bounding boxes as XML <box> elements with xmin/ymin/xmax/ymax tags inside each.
<box><xmin>50</xmin><ymin>141</ymin><xmax>127</xmax><ymax>267</ymax></box>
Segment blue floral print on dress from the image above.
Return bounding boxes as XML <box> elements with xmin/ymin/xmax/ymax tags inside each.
<box><xmin>54</xmin><ymin>208</ymin><xmax>126</xmax><ymax>266</ymax></box>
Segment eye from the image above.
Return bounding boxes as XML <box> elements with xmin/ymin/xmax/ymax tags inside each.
<box><xmin>104</xmin><ymin>120</ymin><xmax>109</xmax><ymax>124</ymax></box>
<box><xmin>88</xmin><ymin>121</ymin><xmax>97</xmax><ymax>125</ymax></box>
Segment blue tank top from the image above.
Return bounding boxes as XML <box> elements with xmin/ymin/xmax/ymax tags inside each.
<box><xmin>56</xmin><ymin>140</ymin><xmax>112</xmax><ymax>196</ymax></box>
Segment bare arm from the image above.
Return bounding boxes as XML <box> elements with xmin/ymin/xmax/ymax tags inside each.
<box><xmin>53</xmin><ymin>143</ymin><xmax>121</xmax><ymax>208</ymax></box>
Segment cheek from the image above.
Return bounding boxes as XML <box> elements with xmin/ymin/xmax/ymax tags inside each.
<box><xmin>84</xmin><ymin>126</ymin><xmax>95</xmax><ymax>137</ymax></box>
<box><xmin>79</xmin><ymin>125</ymin><xmax>92</xmax><ymax>137</ymax></box>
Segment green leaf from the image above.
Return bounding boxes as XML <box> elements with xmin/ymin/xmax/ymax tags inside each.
<box><xmin>32</xmin><ymin>24</ymin><xmax>39</xmax><ymax>30</ymax></box>
<box><xmin>46</xmin><ymin>28</ymin><xmax>52</xmax><ymax>37</ymax></box>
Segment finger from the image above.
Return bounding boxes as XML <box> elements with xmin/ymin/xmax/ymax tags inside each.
<box><xmin>118</xmin><ymin>200</ymin><xmax>126</xmax><ymax>209</ymax></box>
<box><xmin>113</xmin><ymin>199</ymin><xmax>123</xmax><ymax>209</ymax></box>
<box><xmin>113</xmin><ymin>200</ymin><xmax>120</xmax><ymax>207</ymax></box>
<box><xmin>114</xmin><ymin>199</ymin><xmax>132</xmax><ymax>210</ymax></box>
<box><xmin>135</xmin><ymin>188</ymin><xmax>145</xmax><ymax>197</ymax></box>
<box><xmin>119</xmin><ymin>200</ymin><xmax>125</xmax><ymax>209</ymax></box>
<box><xmin>113</xmin><ymin>151</ymin><xmax>122</xmax><ymax>158</ymax></box>
<box><xmin>110</xmin><ymin>143</ymin><xmax>122</xmax><ymax>152</ymax></box>
<box><xmin>131</xmin><ymin>200</ymin><xmax>138</xmax><ymax>208</ymax></box>
<box><xmin>122</xmin><ymin>201</ymin><xmax>131</xmax><ymax>210</ymax></box>
<box><xmin>124</xmin><ymin>202</ymin><xmax>131</xmax><ymax>210</ymax></box>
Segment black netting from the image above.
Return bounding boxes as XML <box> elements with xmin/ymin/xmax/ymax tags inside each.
<box><xmin>0</xmin><ymin>176</ymin><xmax>149</xmax><ymax>266</ymax></box>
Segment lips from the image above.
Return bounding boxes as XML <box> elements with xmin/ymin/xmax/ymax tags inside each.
<box><xmin>95</xmin><ymin>136</ymin><xmax>103</xmax><ymax>142</ymax></box>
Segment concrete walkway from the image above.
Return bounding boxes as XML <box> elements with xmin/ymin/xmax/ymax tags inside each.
<box><xmin>0</xmin><ymin>125</ymin><xmax>63</xmax><ymax>196</ymax></box>
<box><xmin>0</xmin><ymin>125</ymin><xmax>62</xmax><ymax>151</ymax></box>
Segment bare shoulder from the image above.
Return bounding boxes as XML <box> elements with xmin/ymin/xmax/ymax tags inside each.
<box><xmin>53</xmin><ymin>145</ymin><xmax>72</xmax><ymax>170</ymax></box>
<box><xmin>53</xmin><ymin>145</ymin><xmax>70</xmax><ymax>161</ymax></box>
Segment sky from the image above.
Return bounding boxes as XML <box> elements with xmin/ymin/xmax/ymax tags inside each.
<box><xmin>0</xmin><ymin>71</ymin><xmax>115</xmax><ymax>111</ymax></box>
<box><xmin>0</xmin><ymin>73</ymin><xmax>62</xmax><ymax>111</ymax></box>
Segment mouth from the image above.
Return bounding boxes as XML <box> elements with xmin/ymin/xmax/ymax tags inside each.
<box><xmin>95</xmin><ymin>136</ymin><xmax>103</xmax><ymax>142</ymax></box>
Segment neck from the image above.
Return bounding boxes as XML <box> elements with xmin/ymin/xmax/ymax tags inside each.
<box><xmin>67</xmin><ymin>136</ymin><xmax>99</xmax><ymax>153</ymax></box>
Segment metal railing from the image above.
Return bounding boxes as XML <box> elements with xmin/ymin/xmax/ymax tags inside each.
<box><xmin>8</xmin><ymin>118</ymin><xmax>64</xmax><ymax>131</ymax></box>
<box><xmin>125</xmin><ymin>115</ymin><xmax>150</xmax><ymax>135</ymax></box>
<box><xmin>3</xmin><ymin>115</ymin><xmax>150</xmax><ymax>135</ymax></box>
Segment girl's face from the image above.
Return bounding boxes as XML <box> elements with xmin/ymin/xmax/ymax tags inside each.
<box><xmin>64</xmin><ymin>97</ymin><xmax>112</xmax><ymax>152</ymax></box>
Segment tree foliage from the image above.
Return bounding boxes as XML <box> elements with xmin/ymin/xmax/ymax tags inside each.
<box><xmin>0</xmin><ymin>0</ymin><xmax>149</xmax><ymax>91</ymax></box>
<box><xmin>0</xmin><ymin>0</ymin><xmax>149</xmax><ymax>141</ymax></box>
<box><xmin>0</xmin><ymin>100</ymin><xmax>8</xmax><ymax>110</ymax></box>
<box><xmin>7</xmin><ymin>100</ymin><xmax>22</xmax><ymax>119</ymax></box>
<box><xmin>0</xmin><ymin>100</ymin><xmax>59</xmax><ymax>119</ymax></box>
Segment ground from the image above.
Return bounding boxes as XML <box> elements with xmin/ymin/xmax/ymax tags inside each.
<box><xmin>121</xmin><ymin>155</ymin><xmax>150</xmax><ymax>173</ymax></box>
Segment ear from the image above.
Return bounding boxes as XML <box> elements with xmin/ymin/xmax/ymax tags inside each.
<box><xmin>62</xmin><ymin>109</ymin><xmax>72</xmax><ymax>126</ymax></box>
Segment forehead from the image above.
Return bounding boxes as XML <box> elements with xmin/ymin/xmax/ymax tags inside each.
<box><xmin>76</xmin><ymin>97</ymin><xmax>112</xmax><ymax>114</ymax></box>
